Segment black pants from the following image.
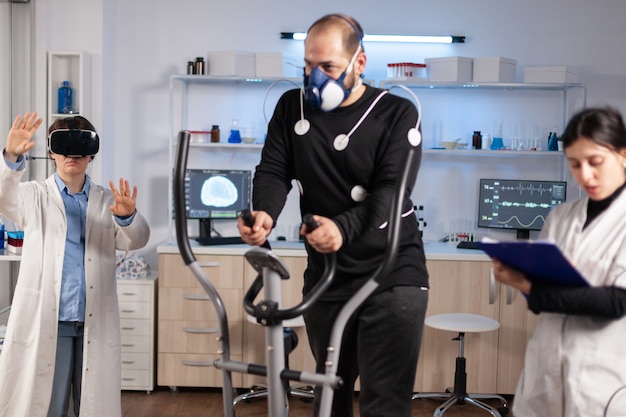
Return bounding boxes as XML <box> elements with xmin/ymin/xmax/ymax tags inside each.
<box><xmin>303</xmin><ymin>285</ymin><xmax>428</xmax><ymax>417</ymax></box>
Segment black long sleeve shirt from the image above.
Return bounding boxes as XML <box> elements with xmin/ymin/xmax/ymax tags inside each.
<box><xmin>253</xmin><ymin>86</ymin><xmax>428</xmax><ymax>300</ymax></box>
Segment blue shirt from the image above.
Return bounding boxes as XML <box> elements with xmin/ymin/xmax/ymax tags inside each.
<box><xmin>55</xmin><ymin>173</ymin><xmax>89</xmax><ymax>322</ymax></box>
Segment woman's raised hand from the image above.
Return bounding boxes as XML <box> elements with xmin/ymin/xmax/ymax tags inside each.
<box><xmin>109</xmin><ymin>178</ymin><xmax>138</xmax><ymax>218</ymax></box>
<box><xmin>6</xmin><ymin>112</ymin><xmax>43</xmax><ymax>162</ymax></box>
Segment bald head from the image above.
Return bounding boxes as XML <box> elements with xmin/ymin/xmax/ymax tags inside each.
<box><xmin>306</xmin><ymin>14</ymin><xmax>364</xmax><ymax>57</ymax></box>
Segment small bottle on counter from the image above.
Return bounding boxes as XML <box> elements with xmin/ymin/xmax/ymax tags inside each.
<box><xmin>472</xmin><ymin>131</ymin><xmax>482</xmax><ymax>150</ymax></box>
<box><xmin>187</xmin><ymin>61</ymin><xmax>195</xmax><ymax>75</ymax></box>
<box><xmin>481</xmin><ymin>133</ymin><xmax>491</xmax><ymax>150</ymax></box>
<box><xmin>57</xmin><ymin>80</ymin><xmax>73</xmax><ymax>114</ymax></box>
<box><xmin>211</xmin><ymin>125</ymin><xmax>220</xmax><ymax>143</ymax></box>
<box><xmin>194</xmin><ymin>57</ymin><xmax>205</xmax><ymax>75</ymax></box>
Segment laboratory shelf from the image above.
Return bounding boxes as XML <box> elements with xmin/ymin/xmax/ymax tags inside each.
<box><xmin>379</xmin><ymin>79</ymin><xmax>586</xmax><ymax>92</ymax></box>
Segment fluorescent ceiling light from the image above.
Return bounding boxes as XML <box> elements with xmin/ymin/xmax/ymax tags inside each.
<box><xmin>281</xmin><ymin>32</ymin><xmax>465</xmax><ymax>44</ymax></box>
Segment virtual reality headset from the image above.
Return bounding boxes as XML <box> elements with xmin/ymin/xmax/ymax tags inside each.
<box><xmin>48</xmin><ymin>129</ymin><xmax>100</xmax><ymax>156</ymax></box>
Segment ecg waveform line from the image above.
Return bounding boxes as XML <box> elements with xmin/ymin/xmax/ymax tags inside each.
<box><xmin>497</xmin><ymin>183</ymin><xmax>556</xmax><ymax>196</ymax></box>
<box><xmin>497</xmin><ymin>214</ymin><xmax>546</xmax><ymax>228</ymax></box>
<box><xmin>499</xmin><ymin>201</ymin><xmax>553</xmax><ymax>208</ymax></box>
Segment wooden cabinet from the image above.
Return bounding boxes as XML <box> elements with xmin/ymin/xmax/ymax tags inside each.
<box><xmin>414</xmin><ymin>259</ymin><xmax>537</xmax><ymax>394</ymax></box>
<box><xmin>496</xmin><ymin>277</ymin><xmax>539</xmax><ymax>393</ymax></box>
<box><xmin>157</xmin><ymin>253</ymin><xmax>244</xmax><ymax>389</ymax></box>
<box><xmin>117</xmin><ymin>275</ymin><xmax>157</xmax><ymax>392</ymax></box>
<box><xmin>156</xmin><ymin>246</ymin><xmax>536</xmax><ymax>395</ymax></box>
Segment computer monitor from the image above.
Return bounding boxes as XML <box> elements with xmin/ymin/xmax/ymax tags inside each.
<box><xmin>477</xmin><ymin>178</ymin><xmax>567</xmax><ymax>240</ymax></box>
<box><xmin>184</xmin><ymin>169</ymin><xmax>251</xmax><ymax>237</ymax></box>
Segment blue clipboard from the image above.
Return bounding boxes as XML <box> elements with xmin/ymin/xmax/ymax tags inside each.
<box><xmin>478</xmin><ymin>240</ymin><xmax>590</xmax><ymax>287</ymax></box>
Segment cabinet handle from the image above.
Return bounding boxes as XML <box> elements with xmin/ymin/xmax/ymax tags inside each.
<box><xmin>122</xmin><ymin>377</ymin><xmax>136</xmax><ymax>381</ymax></box>
<box><xmin>507</xmin><ymin>285</ymin><xmax>514</xmax><ymax>305</ymax></box>
<box><xmin>122</xmin><ymin>360</ymin><xmax>136</xmax><ymax>364</ymax></box>
<box><xmin>122</xmin><ymin>344</ymin><xmax>135</xmax><ymax>347</ymax></box>
<box><xmin>183</xmin><ymin>327</ymin><xmax>218</xmax><ymax>334</ymax></box>
<box><xmin>198</xmin><ymin>261</ymin><xmax>220</xmax><ymax>268</ymax></box>
<box><xmin>121</xmin><ymin>292</ymin><xmax>137</xmax><ymax>296</ymax></box>
<box><xmin>121</xmin><ymin>327</ymin><xmax>136</xmax><ymax>331</ymax></box>
<box><xmin>121</xmin><ymin>309</ymin><xmax>136</xmax><ymax>313</ymax></box>
<box><xmin>183</xmin><ymin>294</ymin><xmax>211</xmax><ymax>300</ymax></box>
<box><xmin>182</xmin><ymin>360</ymin><xmax>214</xmax><ymax>367</ymax></box>
<box><xmin>489</xmin><ymin>267</ymin><xmax>496</xmax><ymax>305</ymax></box>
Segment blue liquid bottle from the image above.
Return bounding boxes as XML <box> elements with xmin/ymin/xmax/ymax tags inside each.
<box><xmin>58</xmin><ymin>80</ymin><xmax>73</xmax><ymax>114</ymax></box>
<box><xmin>228</xmin><ymin>119</ymin><xmax>241</xmax><ymax>143</ymax></box>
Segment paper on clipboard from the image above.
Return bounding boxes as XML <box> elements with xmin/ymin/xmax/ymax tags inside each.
<box><xmin>478</xmin><ymin>238</ymin><xmax>590</xmax><ymax>287</ymax></box>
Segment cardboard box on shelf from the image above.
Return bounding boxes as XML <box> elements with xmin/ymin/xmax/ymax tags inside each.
<box><xmin>206</xmin><ymin>51</ymin><xmax>255</xmax><ymax>76</ymax></box>
<box><xmin>255</xmin><ymin>52</ymin><xmax>300</xmax><ymax>78</ymax></box>
<box><xmin>523</xmin><ymin>66</ymin><xmax>578</xmax><ymax>83</ymax></box>
<box><xmin>425</xmin><ymin>56</ymin><xmax>473</xmax><ymax>82</ymax></box>
<box><xmin>472</xmin><ymin>57</ymin><xmax>517</xmax><ymax>83</ymax></box>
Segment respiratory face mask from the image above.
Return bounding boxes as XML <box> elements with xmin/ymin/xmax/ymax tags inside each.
<box><xmin>303</xmin><ymin>46</ymin><xmax>361</xmax><ymax>112</ymax></box>
<box><xmin>48</xmin><ymin>129</ymin><xmax>100</xmax><ymax>157</ymax></box>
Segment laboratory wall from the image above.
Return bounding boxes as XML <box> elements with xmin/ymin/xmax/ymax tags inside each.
<box><xmin>10</xmin><ymin>0</ymin><xmax>626</xmax><ymax>268</ymax></box>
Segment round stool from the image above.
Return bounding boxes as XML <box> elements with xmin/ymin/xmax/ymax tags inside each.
<box><xmin>412</xmin><ymin>313</ymin><xmax>508</xmax><ymax>417</ymax></box>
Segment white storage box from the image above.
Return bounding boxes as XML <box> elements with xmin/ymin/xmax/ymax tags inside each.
<box><xmin>472</xmin><ymin>57</ymin><xmax>517</xmax><ymax>83</ymax></box>
<box><xmin>207</xmin><ymin>51</ymin><xmax>255</xmax><ymax>76</ymax></box>
<box><xmin>523</xmin><ymin>66</ymin><xmax>578</xmax><ymax>83</ymax></box>
<box><xmin>425</xmin><ymin>56</ymin><xmax>473</xmax><ymax>82</ymax></box>
<box><xmin>255</xmin><ymin>52</ymin><xmax>301</xmax><ymax>78</ymax></box>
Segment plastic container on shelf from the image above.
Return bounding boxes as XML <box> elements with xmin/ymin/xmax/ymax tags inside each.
<box><xmin>57</xmin><ymin>80</ymin><xmax>73</xmax><ymax>114</ymax></box>
<box><xmin>386</xmin><ymin>62</ymin><xmax>427</xmax><ymax>80</ymax></box>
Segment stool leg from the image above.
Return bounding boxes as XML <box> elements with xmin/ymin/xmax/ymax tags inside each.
<box><xmin>463</xmin><ymin>396</ymin><xmax>503</xmax><ymax>417</ymax></box>
<box><xmin>434</xmin><ymin>394</ymin><xmax>462</xmax><ymax>417</ymax></box>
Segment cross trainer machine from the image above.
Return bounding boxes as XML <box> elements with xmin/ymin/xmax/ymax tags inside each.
<box><xmin>173</xmin><ymin>130</ymin><xmax>417</xmax><ymax>416</ymax></box>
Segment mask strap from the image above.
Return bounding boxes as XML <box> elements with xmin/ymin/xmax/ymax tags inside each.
<box><xmin>344</xmin><ymin>44</ymin><xmax>361</xmax><ymax>76</ymax></box>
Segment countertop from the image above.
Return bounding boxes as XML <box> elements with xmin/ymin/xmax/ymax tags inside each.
<box><xmin>157</xmin><ymin>240</ymin><xmax>491</xmax><ymax>262</ymax></box>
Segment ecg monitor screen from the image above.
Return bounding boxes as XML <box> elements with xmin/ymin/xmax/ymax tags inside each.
<box><xmin>184</xmin><ymin>169</ymin><xmax>251</xmax><ymax>219</ymax></box>
<box><xmin>478</xmin><ymin>179</ymin><xmax>567</xmax><ymax>233</ymax></box>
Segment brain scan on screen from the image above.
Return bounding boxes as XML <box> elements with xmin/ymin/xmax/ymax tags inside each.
<box><xmin>201</xmin><ymin>176</ymin><xmax>238</xmax><ymax>207</ymax></box>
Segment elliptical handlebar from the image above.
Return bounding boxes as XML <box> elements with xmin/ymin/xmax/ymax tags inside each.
<box><xmin>242</xmin><ymin>212</ymin><xmax>336</xmax><ymax>325</ymax></box>
<box><xmin>173</xmin><ymin>130</ymin><xmax>195</xmax><ymax>266</ymax></box>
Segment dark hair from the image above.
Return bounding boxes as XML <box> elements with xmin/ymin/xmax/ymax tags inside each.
<box><xmin>48</xmin><ymin>115</ymin><xmax>97</xmax><ymax>135</ymax></box>
<box><xmin>561</xmin><ymin>107</ymin><xmax>626</xmax><ymax>151</ymax></box>
<box><xmin>307</xmin><ymin>14</ymin><xmax>364</xmax><ymax>55</ymax></box>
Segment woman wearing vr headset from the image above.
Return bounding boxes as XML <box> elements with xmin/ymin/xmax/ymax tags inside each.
<box><xmin>238</xmin><ymin>14</ymin><xmax>428</xmax><ymax>417</ymax></box>
<box><xmin>0</xmin><ymin>112</ymin><xmax>150</xmax><ymax>417</ymax></box>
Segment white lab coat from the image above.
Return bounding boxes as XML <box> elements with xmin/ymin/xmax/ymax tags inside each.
<box><xmin>513</xmin><ymin>188</ymin><xmax>626</xmax><ymax>417</ymax></box>
<box><xmin>0</xmin><ymin>162</ymin><xmax>150</xmax><ymax>417</ymax></box>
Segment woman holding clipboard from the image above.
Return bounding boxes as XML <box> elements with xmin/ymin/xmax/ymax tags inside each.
<box><xmin>492</xmin><ymin>107</ymin><xmax>626</xmax><ymax>417</ymax></box>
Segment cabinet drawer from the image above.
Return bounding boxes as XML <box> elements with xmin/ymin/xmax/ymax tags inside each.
<box><xmin>158</xmin><ymin>320</ymin><xmax>242</xmax><ymax>355</ymax></box>
<box><xmin>121</xmin><ymin>335</ymin><xmax>151</xmax><ymax>353</ymax></box>
<box><xmin>121</xmin><ymin>369</ymin><xmax>151</xmax><ymax>388</ymax></box>
<box><xmin>157</xmin><ymin>352</ymin><xmax>243</xmax><ymax>388</ymax></box>
<box><xmin>120</xmin><ymin>318</ymin><xmax>151</xmax><ymax>337</ymax></box>
<box><xmin>159</xmin><ymin>254</ymin><xmax>244</xmax><ymax>289</ymax></box>
<box><xmin>117</xmin><ymin>283</ymin><xmax>153</xmax><ymax>303</ymax></box>
<box><xmin>119</xmin><ymin>301</ymin><xmax>152</xmax><ymax>320</ymax></box>
<box><xmin>158</xmin><ymin>287</ymin><xmax>243</xmax><ymax>322</ymax></box>
<box><xmin>121</xmin><ymin>352</ymin><xmax>152</xmax><ymax>370</ymax></box>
